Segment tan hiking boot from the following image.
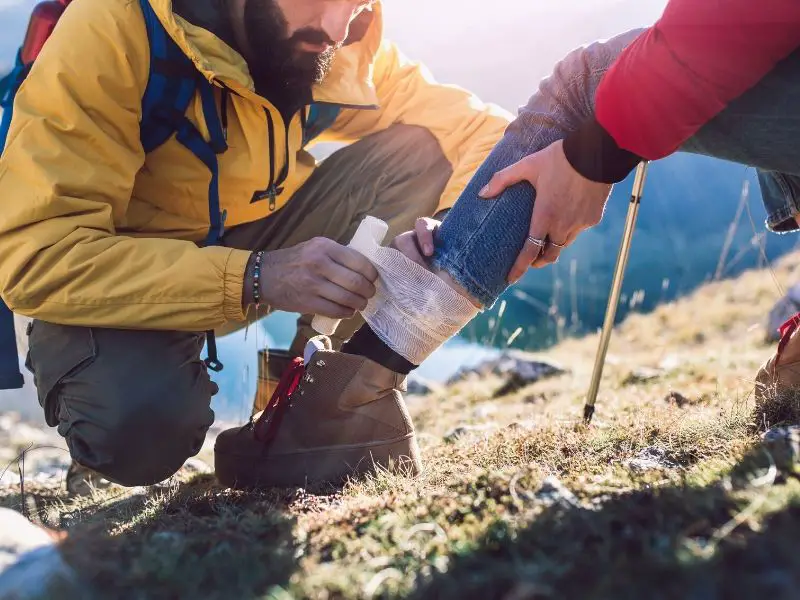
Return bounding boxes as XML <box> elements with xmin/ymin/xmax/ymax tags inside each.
<box><xmin>215</xmin><ymin>336</ymin><xmax>422</xmax><ymax>489</ymax></box>
<box><xmin>755</xmin><ymin>313</ymin><xmax>800</xmax><ymax>407</ymax></box>
<box><xmin>252</xmin><ymin>348</ymin><xmax>297</xmax><ymax>415</ymax></box>
<box><xmin>65</xmin><ymin>460</ymin><xmax>114</xmax><ymax>497</ymax></box>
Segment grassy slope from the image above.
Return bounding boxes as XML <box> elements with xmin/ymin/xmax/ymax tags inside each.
<box><xmin>3</xmin><ymin>252</ymin><xmax>800</xmax><ymax>599</ymax></box>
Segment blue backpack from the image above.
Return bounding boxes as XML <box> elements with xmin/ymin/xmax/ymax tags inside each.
<box><xmin>0</xmin><ymin>0</ymin><xmax>342</xmax><ymax>390</ymax></box>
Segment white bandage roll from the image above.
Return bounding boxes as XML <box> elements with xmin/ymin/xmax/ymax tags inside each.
<box><xmin>359</xmin><ymin>244</ymin><xmax>480</xmax><ymax>365</ymax></box>
<box><xmin>312</xmin><ymin>216</ymin><xmax>389</xmax><ymax>336</ymax></box>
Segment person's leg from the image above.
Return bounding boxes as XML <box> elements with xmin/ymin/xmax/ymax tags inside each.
<box><xmin>26</xmin><ymin>321</ymin><xmax>215</xmax><ymax>489</ymax></box>
<box><xmin>756</xmin><ymin>171</ymin><xmax>800</xmax><ymax>233</ymax></box>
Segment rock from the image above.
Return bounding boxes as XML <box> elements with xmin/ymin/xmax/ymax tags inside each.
<box><xmin>1</xmin><ymin>463</ymin><xmax>69</xmax><ymax>488</ymax></box>
<box><xmin>0</xmin><ymin>415</ymin><xmax>51</xmax><ymax>446</ymax></box>
<box><xmin>406</xmin><ymin>375</ymin><xmax>441</xmax><ymax>397</ymax></box>
<box><xmin>446</xmin><ymin>351</ymin><xmax>565</xmax><ymax>387</ymax></box>
<box><xmin>0</xmin><ymin>508</ymin><xmax>78</xmax><ymax>599</ymax></box>
<box><xmin>761</xmin><ymin>426</ymin><xmax>800</xmax><ymax>476</ymax></box>
<box><xmin>624</xmin><ymin>447</ymin><xmax>679</xmax><ymax>472</ymax></box>
<box><xmin>150</xmin><ymin>458</ymin><xmax>214</xmax><ymax>490</ymax></box>
<box><xmin>182</xmin><ymin>457</ymin><xmax>213</xmax><ymax>475</ymax></box>
<box><xmin>443</xmin><ymin>423</ymin><xmax>498</xmax><ymax>444</ymax></box>
<box><xmin>443</xmin><ymin>426</ymin><xmax>470</xmax><ymax>443</ymax></box>
<box><xmin>471</xmin><ymin>404</ymin><xmax>497</xmax><ymax>419</ymax></box>
<box><xmin>665</xmin><ymin>391</ymin><xmax>691</xmax><ymax>408</ymax></box>
<box><xmin>622</xmin><ymin>367</ymin><xmax>663</xmax><ymax>386</ymax></box>
<box><xmin>765</xmin><ymin>283</ymin><xmax>800</xmax><ymax>342</ymax></box>
<box><xmin>0</xmin><ymin>509</ymin><xmax>56</xmax><ymax>574</ymax></box>
<box><xmin>509</xmin><ymin>473</ymin><xmax>580</xmax><ymax>508</ymax></box>
<box><xmin>0</xmin><ymin>412</ymin><xmax>70</xmax><ymax>487</ymax></box>
<box><xmin>658</xmin><ymin>354</ymin><xmax>683</xmax><ymax>371</ymax></box>
<box><xmin>534</xmin><ymin>476</ymin><xmax>580</xmax><ymax>509</ymax></box>
<box><xmin>289</xmin><ymin>488</ymin><xmax>343</xmax><ymax>513</ymax></box>
<box><xmin>447</xmin><ymin>351</ymin><xmax>565</xmax><ymax>399</ymax></box>
<box><xmin>523</xmin><ymin>393</ymin><xmax>548</xmax><ymax>404</ymax></box>
<box><xmin>492</xmin><ymin>373</ymin><xmax>536</xmax><ymax>398</ymax></box>
<box><xmin>506</xmin><ymin>420</ymin><xmax>536</xmax><ymax>432</ymax></box>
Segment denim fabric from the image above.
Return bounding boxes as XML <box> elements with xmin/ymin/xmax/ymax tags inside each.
<box><xmin>433</xmin><ymin>28</ymin><xmax>800</xmax><ymax>307</ymax></box>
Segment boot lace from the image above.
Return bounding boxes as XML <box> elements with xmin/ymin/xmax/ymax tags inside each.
<box><xmin>253</xmin><ymin>357</ymin><xmax>305</xmax><ymax>444</ymax></box>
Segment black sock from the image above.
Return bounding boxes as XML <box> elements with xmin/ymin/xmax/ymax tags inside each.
<box><xmin>341</xmin><ymin>325</ymin><xmax>416</xmax><ymax>375</ymax></box>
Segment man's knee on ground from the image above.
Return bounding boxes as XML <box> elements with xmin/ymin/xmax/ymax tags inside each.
<box><xmin>65</xmin><ymin>380</ymin><xmax>214</xmax><ymax>487</ymax></box>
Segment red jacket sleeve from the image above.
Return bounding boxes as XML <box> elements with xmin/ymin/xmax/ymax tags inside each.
<box><xmin>596</xmin><ymin>0</ymin><xmax>800</xmax><ymax>160</ymax></box>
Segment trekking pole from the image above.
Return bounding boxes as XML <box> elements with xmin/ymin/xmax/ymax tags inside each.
<box><xmin>583</xmin><ymin>161</ymin><xmax>650</xmax><ymax>424</ymax></box>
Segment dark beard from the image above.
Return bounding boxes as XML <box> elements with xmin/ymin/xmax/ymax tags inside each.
<box><xmin>243</xmin><ymin>0</ymin><xmax>338</xmax><ymax>108</ymax></box>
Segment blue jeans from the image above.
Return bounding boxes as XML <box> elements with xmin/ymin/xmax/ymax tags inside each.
<box><xmin>432</xmin><ymin>29</ymin><xmax>800</xmax><ymax>307</ymax></box>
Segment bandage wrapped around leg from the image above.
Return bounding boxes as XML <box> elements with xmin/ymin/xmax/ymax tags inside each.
<box><xmin>313</xmin><ymin>217</ymin><xmax>480</xmax><ymax>365</ymax></box>
<box><xmin>361</xmin><ymin>244</ymin><xmax>480</xmax><ymax>365</ymax></box>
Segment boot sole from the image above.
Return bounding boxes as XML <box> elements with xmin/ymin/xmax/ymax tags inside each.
<box><xmin>214</xmin><ymin>434</ymin><xmax>422</xmax><ymax>490</ymax></box>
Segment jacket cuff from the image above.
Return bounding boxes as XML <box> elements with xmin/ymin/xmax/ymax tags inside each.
<box><xmin>563</xmin><ymin>116</ymin><xmax>642</xmax><ymax>184</ymax></box>
<box><xmin>222</xmin><ymin>248</ymin><xmax>251</xmax><ymax>323</ymax></box>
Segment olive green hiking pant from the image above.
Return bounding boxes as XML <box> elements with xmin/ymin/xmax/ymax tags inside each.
<box><xmin>26</xmin><ymin>125</ymin><xmax>450</xmax><ymax>486</ymax></box>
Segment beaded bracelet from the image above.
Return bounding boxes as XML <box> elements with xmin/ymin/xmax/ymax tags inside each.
<box><xmin>252</xmin><ymin>250</ymin><xmax>264</xmax><ymax>306</ymax></box>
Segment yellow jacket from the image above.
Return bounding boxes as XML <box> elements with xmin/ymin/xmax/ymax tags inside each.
<box><xmin>0</xmin><ymin>0</ymin><xmax>511</xmax><ymax>332</ymax></box>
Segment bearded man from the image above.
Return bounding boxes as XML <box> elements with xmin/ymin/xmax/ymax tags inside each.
<box><xmin>0</xmin><ymin>0</ymin><xmax>510</xmax><ymax>493</ymax></box>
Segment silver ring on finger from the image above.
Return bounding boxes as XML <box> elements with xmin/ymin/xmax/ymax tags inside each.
<box><xmin>548</xmin><ymin>237</ymin><xmax>567</xmax><ymax>249</ymax></box>
<box><xmin>526</xmin><ymin>236</ymin><xmax>546</xmax><ymax>248</ymax></box>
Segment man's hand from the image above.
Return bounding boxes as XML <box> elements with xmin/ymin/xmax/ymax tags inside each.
<box><xmin>479</xmin><ymin>139</ymin><xmax>612</xmax><ymax>283</ymax></box>
<box><xmin>390</xmin><ymin>217</ymin><xmax>441</xmax><ymax>267</ymax></box>
<box><xmin>246</xmin><ymin>238</ymin><xmax>379</xmax><ymax>318</ymax></box>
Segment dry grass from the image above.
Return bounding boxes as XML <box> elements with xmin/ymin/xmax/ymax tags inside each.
<box><xmin>3</xmin><ymin>251</ymin><xmax>800</xmax><ymax>599</ymax></box>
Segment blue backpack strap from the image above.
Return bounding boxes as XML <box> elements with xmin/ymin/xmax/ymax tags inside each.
<box><xmin>138</xmin><ymin>0</ymin><xmax>202</xmax><ymax>152</ymax></box>
<box><xmin>0</xmin><ymin>50</ymin><xmax>31</xmax><ymax>390</ymax></box>
<box><xmin>0</xmin><ymin>51</ymin><xmax>29</xmax><ymax>151</ymax></box>
<box><xmin>138</xmin><ymin>0</ymin><xmax>229</xmax><ymax>371</ymax></box>
<box><xmin>138</xmin><ymin>0</ymin><xmax>228</xmax><ymax>245</ymax></box>
<box><xmin>175</xmin><ymin>81</ymin><xmax>228</xmax><ymax>246</ymax></box>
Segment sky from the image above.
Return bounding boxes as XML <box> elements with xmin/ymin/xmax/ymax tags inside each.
<box><xmin>379</xmin><ymin>0</ymin><xmax>669</xmax><ymax>110</ymax></box>
<box><xmin>0</xmin><ymin>0</ymin><xmax>670</xmax><ymax>111</ymax></box>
